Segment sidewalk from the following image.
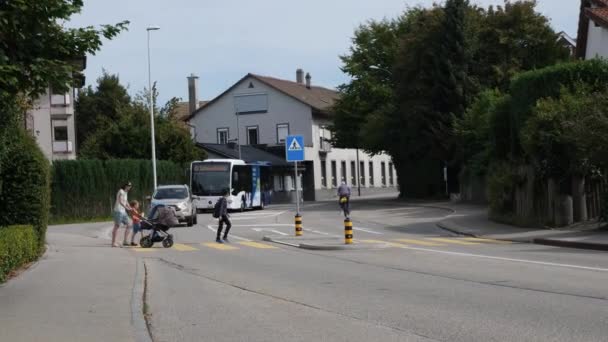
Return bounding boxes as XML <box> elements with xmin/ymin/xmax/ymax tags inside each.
<box><xmin>436</xmin><ymin>203</ymin><xmax>608</xmax><ymax>252</ymax></box>
<box><xmin>0</xmin><ymin>223</ymin><xmax>149</xmax><ymax>342</ymax></box>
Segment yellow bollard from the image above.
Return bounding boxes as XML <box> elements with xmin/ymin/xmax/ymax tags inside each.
<box><xmin>295</xmin><ymin>214</ymin><xmax>303</xmax><ymax>236</ymax></box>
<box><xmin>344</xmin><ymin>218</ymin><xmax>353</xmax><ymax>244</ymax></box>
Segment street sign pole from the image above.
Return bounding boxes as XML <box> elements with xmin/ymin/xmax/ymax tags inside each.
<box><xmin>294</xmin><ymin>160</ymin><xmax>299</xmax><ymax>214</ymax></box>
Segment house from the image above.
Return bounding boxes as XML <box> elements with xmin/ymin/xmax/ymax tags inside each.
<box><xmin>556</xmin><ymin>31</ymin><xmax>577</xmax><ymax>57</ymax></box>
<box><xmin>25</xmin><ymin>58</ymin><xmax>86</xmax><ymax>161</ymax></box>
<box><xmin>576</xmin><ymin>0</ymin><xmax>608</xmax><ymax>59</ymax></box>
<box><xmin>187</xmin><ymin>69</ymin><xmax>398</xmax><ymax>202</ymax></box>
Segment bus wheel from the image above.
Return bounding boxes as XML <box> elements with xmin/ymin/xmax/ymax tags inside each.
<box><xmin>258</xmin><ymin>201</ymin><xmax>265</xmax><ymax>210</ymax></box>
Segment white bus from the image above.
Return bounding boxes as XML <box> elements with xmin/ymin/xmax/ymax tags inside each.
<box><xmin>190</xmin><ymin>159</ymin><xmax>271</xmax><ymax>211</ymax></box>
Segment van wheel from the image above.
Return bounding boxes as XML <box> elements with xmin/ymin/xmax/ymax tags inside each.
<box><xmin>193</xmin><ymin>212</ymin><xmax>198</xmax><ymax>225</ymax></box>
<box><xmin>240</xmin><ymin>200</ymin><xmax>245</xmax><ymax>212</ymax></box>
<box><xmin>187</xmin><ymin>216</ymin><xmax>194</xmax><ymax>227</ymax></box>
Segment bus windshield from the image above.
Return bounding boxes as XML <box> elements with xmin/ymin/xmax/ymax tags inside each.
<box><xmin>191</xmin><ymin>162</ymin><xmax>231</xmax><ymax>196</ymax></box>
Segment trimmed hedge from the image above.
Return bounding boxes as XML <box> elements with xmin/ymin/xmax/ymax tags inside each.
<box><xmin>505</xmin><ymin>59</ymin><xmax>608</xmax><ymax>158</ymax></box>
<box><xmin>0</xmin><ymin>129</ymin><xmax>50</xmax><ymax>248</ymax></box>
<box><xmin>51</xmin><ymin>159</ymin><xmax>187</xmax><ymax>221</ymax></box>
<box><xmin>0</xmin><ymin>225</ymin><xmax>39</xmax><ymax>283</ymax></box>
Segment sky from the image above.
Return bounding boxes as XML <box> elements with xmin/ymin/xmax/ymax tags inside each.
<box><xmin>69</xmin><ymin>0</ymin><xmax>580</xmax><ymax>105</ymax></box>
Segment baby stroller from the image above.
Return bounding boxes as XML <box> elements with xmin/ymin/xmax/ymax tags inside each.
<box><xmin>139</xmin><ymin>204</ymin><xmax>179</xmax><ymax>248</ymax></box>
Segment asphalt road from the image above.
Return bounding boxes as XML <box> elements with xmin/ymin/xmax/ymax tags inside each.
<box><xmin>130</xmin><ymin>198</ymin><xmax>608</xmax><ymax>341</ymax></box>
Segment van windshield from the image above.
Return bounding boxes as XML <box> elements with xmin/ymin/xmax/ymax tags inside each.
<box><xmin>154</xmin><ymin>188</ymin><xmax>189</xmax><ymax>200</ymax></box>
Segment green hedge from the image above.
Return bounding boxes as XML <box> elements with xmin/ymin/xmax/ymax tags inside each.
<box><xmin>0</xmin><ymin>129</ymin><xmax>50</xmax><ymax>248</ymax></box>
<box><xmin>51</xmin><ymin>159</ymin><xmax>187</xmax><ymax>221</ymax></box>
<box><xmin>505</xmin><ymin>59</ymin><xmax>608</xmax><ymax>158</ymax></box>
<box><xmin>0</xmin><ymin>225</ymin><xmax>39</xmax><ymax>283</ymax></box>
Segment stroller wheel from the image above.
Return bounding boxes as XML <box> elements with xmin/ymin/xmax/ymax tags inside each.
<box><xmin>162</xmin><ymin>237</ymin><xmax>174</xmax><ymax>248</ymax></box>
<box><xmin>140</xmin><ymin>236</ymin><xmax>153</xmax><ymax>248</ymax></box>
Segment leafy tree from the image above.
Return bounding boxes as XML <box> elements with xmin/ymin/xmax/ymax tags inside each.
<box><xmin>77</xmin><ymin>73</ymin><xmax>205</xmax><ymax>164</ymax></box>
<box><xmin>472</xmin><ymin>1</ymin><xmax>570</xmax><ymax>90</ymax></box>
<box><xmin>75</xmin><ymin>72</ymin><xmax>131</xmax><ymax>150</ymax></box>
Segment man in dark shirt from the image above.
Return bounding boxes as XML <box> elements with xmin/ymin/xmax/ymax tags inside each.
<box><xmin>216</xmin><ymin>190</ymin><xmax>232</xmax><ymax>243</ymax></box>
<box><xmin>337</xmin><ymin>181</ymin><xmax>351</xmax><ymax>218</ymax></box>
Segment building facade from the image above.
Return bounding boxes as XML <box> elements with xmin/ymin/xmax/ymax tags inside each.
<box><xmin>25</xmin><ymin>86</ymin><xmax>78</xmax><ymax>161</ymax></box>
<box><xmin>577</xmin><ymin>0</ymin><xmax>608</xmax><ymax>59</ymax></box>
<box><xmin>188</xmin><ymin>70</ymin><xmax>398</xmax><ymax>201</ymax></box>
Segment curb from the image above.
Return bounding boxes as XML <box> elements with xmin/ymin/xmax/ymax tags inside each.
<box><xmin>437</xmin><ymin>220</ymin><xmax>608</xmax><ymax>252</ymax></box>
<box><xmin>532</xmin><ymin>238</ymin><xmax>608</xmax><ymax>252</ymax></box>
<box><xmin>130</xmin><ymin>259</ymin><xmax>153</xmax><ymax>342</ymax></box>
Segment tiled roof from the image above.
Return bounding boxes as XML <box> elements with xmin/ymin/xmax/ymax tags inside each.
<box><xmin>592</xmin><ymin>0</ymin><xmax>608</xmax><ymax>7</ymax></box>
<box><xmin>249</xmin><ymin>74</ymin><xmax>339</xmax><ymax>113</ymax></box>
<box><xmin>175</xmin><ymin>101</ymin><xmax>208</xmax><ymax>122</ymax></box>
<box><xmin>188</xmin><ymin>73</ymin><xmax>339</xmax><ymax>121</ymax></box>
<box><xmin>586</xmin><ymin>7</ymin><xmax>608</xmax><ymax>29</ymax></box>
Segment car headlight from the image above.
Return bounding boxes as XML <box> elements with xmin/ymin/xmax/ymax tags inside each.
<box><xmin>177</xmin><ymin>202</ymin><xmax>188</xmax><ymax>210</ymax></box>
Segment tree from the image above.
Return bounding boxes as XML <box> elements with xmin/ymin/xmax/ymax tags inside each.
<box><xmin>75</xmin><ymin>72</ymin><xmax>131</xmax><ymax>150</ymax></box>
<box><xmin>77</xmin><ymin>73</ymin><xmax>205</xmax><ymax>164</ymax></box>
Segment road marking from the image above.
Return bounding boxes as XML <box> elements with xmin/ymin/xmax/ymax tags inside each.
<box><xmin>361</xmin><ymin>239</ymin><xmax>408</xmax><ymax>248</ymax></box>
<box><xmin>461</xmin><ymin>237</ymin><xmax>511</xmax><ymax>244</ymax></box>
<box><xmin>172</xmin><ymin>243</ymin><xmax>198</xmax><ymax>251</ymax></box>
<box><xmin>393</xmin><ymin>246</ymin><xmax>608</xmax><ymax>272</ymax></box>
<box><xmin>133</xmin><ymin>248</ymin><xmax>157</xmax><ymax>252</ymax></box>
<box><xmin>427</xmin><ymin>238</ymin><xmax>480</xmax><ymax>245</ymax></box>
<box><xmin>394</xmin><ymin>238</ymin><xmax>445</xmax><ymax>246</ymax></box>
<box><xmin>252</xmin><ymin>228</ymin><xmax>289</xmax><ymax>236</ymax></box>
<box><xmin>353</xmin><ymin>227</ymin><xmax>383</xmax><ymax>235</ymax></box>
<box><xmin>206</xmin><ymin>225</ymin><xmax>251</xmax><ymax>241</ymax></box>
<box><xmin>202</xmin><ymin>242</ymin><xmax>239</xmax><ymax>250</ymax></box>
<box><xmin>238</xmin><ymin>241</ymin><xmax>278</xmax><ymax>249</ymax></box>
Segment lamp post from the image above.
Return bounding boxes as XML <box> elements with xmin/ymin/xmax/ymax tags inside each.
<box><xmin>147</xmin><ymin>26</ymin><xmax>160</xmax><ymax>190</ymax></box>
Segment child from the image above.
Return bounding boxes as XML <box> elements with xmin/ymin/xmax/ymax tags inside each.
<box><xmin>129</xmin><ymin>200</ymin><xmax>144</xmax><ymax>246</ymax></box>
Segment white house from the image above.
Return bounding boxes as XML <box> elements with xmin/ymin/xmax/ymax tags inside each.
<box><xmin>25</xmin><ymin>58</ymin><xmax>86</xmax><ymax>161</ymax></box>
<box><xmin>577</xmin><ymin>0</ymin><xmax>608</xmax><ymax>59</ymax></box>
<box><xmin>25</xmin><ymin>86</ymin><xmax>78</xmax><ymax>161</ymax></box>
<box><xmin>187</xmin><ymin>69</ymin><xmax>398</xmax><ymax>201</ymax></box>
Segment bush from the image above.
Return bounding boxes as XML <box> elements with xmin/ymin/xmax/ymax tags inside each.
<box><xmin>506</xmin><ymin>59</ymin><xmax>608</xmax><ymax>157</ymax></box>
<box><xmin>0</xmin><ymin>129</ymin><xmax>50</xmax><ymax>248</ymax></box>
<box><xmin>0</xmin><ymin>225</ymin><xmax>39</xmax><ymax>283</ymax></box>
<box><xmin>50</xmin><ymin>159</ymin><xmax>187</xmax><ymax>221</ymax></box>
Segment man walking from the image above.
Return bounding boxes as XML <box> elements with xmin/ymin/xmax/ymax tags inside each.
<box><xmin>216</xmin><ymin>189</ymin><xmax>232</xmax><ymax>243</ymax></box>
<box><xmin>337</xmin><ymin>181</ymin><xmax>351</xmax><ymax>219</ymax></box>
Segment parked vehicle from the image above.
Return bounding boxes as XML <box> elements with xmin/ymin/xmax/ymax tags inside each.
<box><xmin>151</xmin><ymin>185</ymin><xmax>197</xmax><ymax>227</ymax></box>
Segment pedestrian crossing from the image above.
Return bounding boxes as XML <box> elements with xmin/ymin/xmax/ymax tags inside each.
<box><xmin>131</xmin><ymin>237</ymin><xmax>511</xmax><ymax>253</ymax></box>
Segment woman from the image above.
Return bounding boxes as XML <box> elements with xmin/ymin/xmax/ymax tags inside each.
<box><xmin>111</xmin><ymin>182</ymin><xmax>133</xmax><ymax>247</ymax></box>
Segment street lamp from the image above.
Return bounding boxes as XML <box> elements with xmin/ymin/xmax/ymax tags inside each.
<box><xmin>147</xmin><ymin>26</ymin><xmax>160</xmax><ymax>191</ymax></box>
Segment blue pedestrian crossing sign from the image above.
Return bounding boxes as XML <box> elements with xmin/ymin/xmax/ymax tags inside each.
<box><xmin>285</xmin><ymin>135</ymin><xmax>305</xmax><ymax>162</ymax></box>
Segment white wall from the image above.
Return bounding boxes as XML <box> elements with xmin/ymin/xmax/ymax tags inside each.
<box><xmin>586</xmin><ymin>19</ymin><xmax>608</xmax><ymax>59</ymax></box>
<box><xmin>309</xmin><ymin>119</ymin><xmax>397</xmax><ymax>192</ymax></box>
<box><xmin>191</xmin><ymin>76</ymin><xmax>314</xmax><ymax>146</ymax></box>
<box><xmin>28</xmin><ymin>88</ymin><xmax>76</xmax><ymax>161</ymax></box>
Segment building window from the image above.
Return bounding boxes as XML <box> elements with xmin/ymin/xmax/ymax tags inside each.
<box><xmin>359</xmin><ymin>161</ymin><xmax>365</xmax><ymax>186</ymax></box>
<box><xmin>50</xmin><ymin>87</ymin><xmax>70</xmax><ymax>107</ymax></box>
<box><xmin>350</xmin><ymin>161</ymin><xmax>356</xmax><ymax>186</ymax></box>
<box><xmin>381</xmin><ymin>162</ymin><xmax>386</xmax><ymax>186</ymax></box>
<box><xmin>331</xmin><ymin>161</ymin><xmax>337</xmax><ymax>187</ymax></box>
<box><xmin>369</xmin><ymin>161</ymin><xmax>374</xmax><ymax>186</ymax></box>
<box><xmin>389</xmin><ymin>162</ymin><xmax>394</xmax><ymax>186</ymax></box>
<box><xmin>247</xmin><ymin>126</ymin><xmax>259</xmax><ymax>145</ymax></box>
<box><xmin>320</xmin><ymin>160</ymin><xmax>327</xmax><ymax>188</ymax></box>
<box><xmin>217</xmin><ymin>128</ymin><xmax>229</xmax><ymax>144</ymax></box>
<box><xmin>340</xmin><ymin>161</ymin><xmax>347</xmax><ymax>183</ymax></box>
<box><xmin>234</xmin><ymin>93</ymin><xmax>268</xmax><ymax>114</ymax></box>
<box><xmin>276</xmin><ymin>123</ymin><xmax>289</xmax><ymax>144</ymax></box>
<box><xmin>274</xmin><ymin>175</ymin><xmax>285</xmax><ymax>191</ymax></box>
<box><xmin>54</xmin><ymin>125</ymin><xmax>68</xmax><ymax>141</ymax></box>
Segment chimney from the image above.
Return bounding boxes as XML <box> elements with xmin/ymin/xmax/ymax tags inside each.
<box><xmin>296</xmin><ymin>68</ymin><xmax>304</xmax><ymax>84</ymax></box>
<box><xmin>305</xmin><ymin>72</ymin><xmax>311</xmax><ymax>89</ymax></box>
<box><xmin>187</xmin><ymin>73</ymin><xmax>199</xmax><ymax>114</ymax></box>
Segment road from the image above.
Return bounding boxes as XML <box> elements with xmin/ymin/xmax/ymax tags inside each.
<box><xmin>116</xmin><ymin>198</ymin><xmax>608</xmax><ymax>342</ymax></box>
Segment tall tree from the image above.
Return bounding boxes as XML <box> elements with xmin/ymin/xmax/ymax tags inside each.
<box><xmin>75</xmin><ymin>72</ymin><xmax>131</xmax><ymax>150</ymax></box>
<box><xmin>77</xmin><ymin>73</ymin><xmax>205</xmax><ymax>163</ymax></box>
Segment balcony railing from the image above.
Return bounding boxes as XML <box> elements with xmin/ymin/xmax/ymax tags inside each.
<box><xmin>52</xmin><ymin>141</ymin><xmax>73</xmax><ymax>153</ymax></box>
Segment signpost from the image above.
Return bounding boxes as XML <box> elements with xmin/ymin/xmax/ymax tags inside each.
<box><xmin>286</xmin><ymin>135</ymin><xmax>304</xmax><ymax>215</ymax></box>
